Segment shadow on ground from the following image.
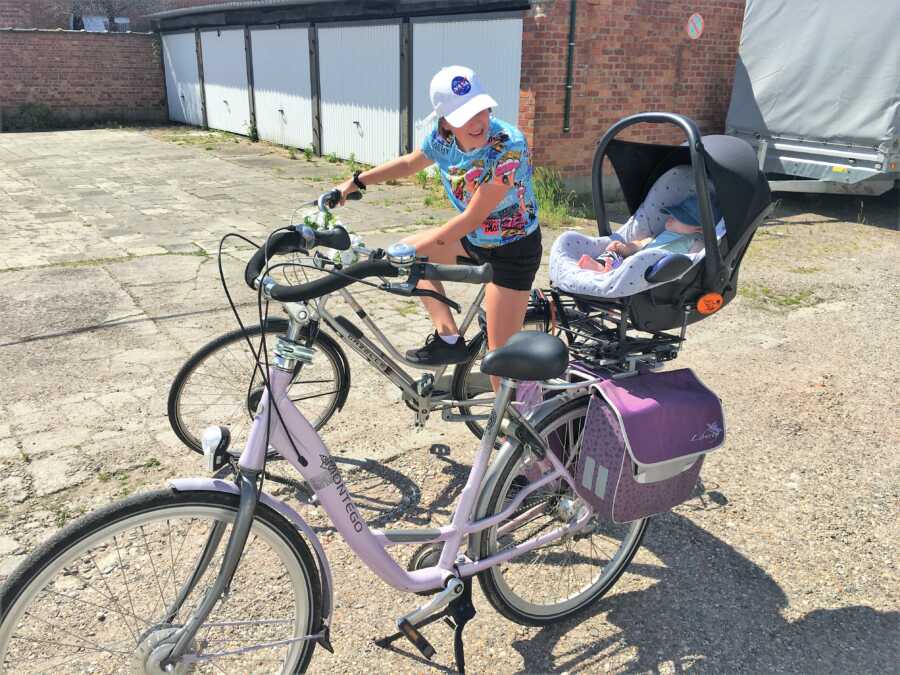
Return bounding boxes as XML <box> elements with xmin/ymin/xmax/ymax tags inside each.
<box><xmin>510</xmin><ymin>511</ymin><xmax>898</xmax><ymax>673</ymax></box>
<box><xmin>316</xmin><ymin>453</ymin><xmax>898</xmax><ymax>673</ymax></box>
<box><xmin>765</xmin><ymin>188</ymin><xmax>899</xmax><ymax>231</ymax></box>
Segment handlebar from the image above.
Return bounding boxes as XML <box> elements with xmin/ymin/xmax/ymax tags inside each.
<box><xmin>243</xmin><ymin>188</ymin><xmax>491</xmax><ymax>305</ymax></box>
<box><xmin>319</xmin><ymin>188</ymin><xmax>363</xmax><ymax>210</ymax></box>
<box><xmin>297</xmin><ymin>224</ymin><xmax>351</xmax><ymax>251</ymax></box>
<box><xmin>421</xmin><ymin>262</ymin><xmax>492</xmax><ymax>285</ymax></box>
<box><xmin>244</xmin><ymin>232</ymin><xmax>493</xmax><ymax>305</ymax></box>
<box><xmin>244</xmin><ymin>230</ymin><xmax>305</xmax><ymax>289</ymax></box>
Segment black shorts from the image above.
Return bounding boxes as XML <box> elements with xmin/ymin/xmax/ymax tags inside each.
<box><xmin>460</xmin><ymin>229</ymin><xmax>542</xmax><ymax>291</ymax></box>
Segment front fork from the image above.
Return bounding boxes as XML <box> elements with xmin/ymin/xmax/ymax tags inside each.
<box><xmin>165</xmin><ymin>310</ymin><xmax>315</xmax><ymax>663</ymax></box>
<box><xmin>165</xmin><ymin>471</ymin><xmax>261</xmax><ymax>663</ymax></box>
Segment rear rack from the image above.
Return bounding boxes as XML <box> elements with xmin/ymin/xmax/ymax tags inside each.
<box><xmin>545</xmin><ymin>289</ymin><xmax>686</xmax><ymax>373</ymax></box>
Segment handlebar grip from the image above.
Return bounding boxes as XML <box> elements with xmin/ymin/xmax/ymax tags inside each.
<box><xmin>313</xmin><ymin>225</ymin><xmax>351</xmax><ymax>251</ymax></box>
<box><xmin>322</xmin><ymin>189</ymin><xmax>341</xmax><ymax>209</ymax></box>
<box><xmin>323</xmin><ymin>189</ymin><xmax>364</xmax><ymax>209</ymax></box>
<box><xmin>244</xmin><ymin>230</ymin><xmax>306</xmax><ymax>289</ymax></box>
<box><xmin>422</xmin><ymin>263</ymin><xmax>493</xmax><ymax>285</ymax></box>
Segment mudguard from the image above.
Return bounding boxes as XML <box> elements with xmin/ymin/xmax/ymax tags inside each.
<box><xmin>466</xmin><ymin>390</ymin><xmax>591</xmax><ymax>560</ymax></box>
<box><xmin>169</xmin><ymin>478</ymin><xmax>335</xmax><ymax>635</ymax></box>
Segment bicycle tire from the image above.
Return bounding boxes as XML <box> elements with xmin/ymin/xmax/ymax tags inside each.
<box><xmin>168</xmin><ymin>319</ymin><xmax>350</xmax><ymax>454</ymax></box>
<box><xmin>450</xmin><ymin>307</ymin><xmax>550</xmax><ymax>440</ymax></box>
<box><xmin>475</xmin><ymin>395</ymin><xmax>648</xmax><ymax>626</ymax></box>
<box><xmin>0</xmin><ymin>488</ymin><xmax>322</xmax><ymax>674</ymax></box>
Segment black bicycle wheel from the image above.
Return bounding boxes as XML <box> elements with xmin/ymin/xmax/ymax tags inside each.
<box><xmin>450</xmin><ymin>307</ymin><xmax>550</xmax><ymax>440</ymax></box>
<box><xmin>0</xmin><ymin>488</ymin><xmax>322</xmax><ymax>673</ymax></box>
<box><xmin>475</xmin><ymin>395</ymin><xmax>648</xmax><ymax>626</ymax></box>
<box><xmin>168</xmin><ymin>319</ymin><xmax>349</xmax><ymax>454</ymax></box>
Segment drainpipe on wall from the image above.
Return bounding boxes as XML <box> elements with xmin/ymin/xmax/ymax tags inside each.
<box><xmin>562</xmin><ymin>0</ymin><xmax>576</xmax><ymax>133</ymax></box>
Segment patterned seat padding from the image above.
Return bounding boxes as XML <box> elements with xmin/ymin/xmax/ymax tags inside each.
<box><xmin>549</xmin><ymin>166</ymin><xmax>723</xmax><ymax>299</ymax></box>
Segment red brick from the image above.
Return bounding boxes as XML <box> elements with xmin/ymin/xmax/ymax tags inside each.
<box><xmin>520</xmin><ymin>0</ymin><xmax>745</xmax><ymax>177</ymax></box>
<box><xmin>0</xmin><ymin>30</ymin><xmax>166</xmax><ymax>124</ymax></box>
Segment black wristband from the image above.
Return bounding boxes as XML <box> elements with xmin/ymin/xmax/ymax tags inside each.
<box><xmin>352</xmin><ymin>170</ymin><xmax>367</xmax><ymax>191</ymax></box>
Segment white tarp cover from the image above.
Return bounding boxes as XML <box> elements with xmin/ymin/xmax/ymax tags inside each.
<box><xmin>82</xmin><ymin>16</ymin><xmax>109</xmax><ymax>32</ymax></box>
<box><xmin>726</xmin><ymin>0</ymin><xmax>900</xmax><ymax>152</ymax></box>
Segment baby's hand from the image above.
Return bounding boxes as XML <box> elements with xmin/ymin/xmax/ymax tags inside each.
<box><xmin>606</xmin><ymin>240</ymin><xmax>638</xmax><ymax>257</ymax></box>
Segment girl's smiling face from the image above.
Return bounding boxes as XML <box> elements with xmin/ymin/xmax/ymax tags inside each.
<box><xmin>445</xmin><ymin>109</ymin><xmax>491</xmax><ymax>152</ymax></box>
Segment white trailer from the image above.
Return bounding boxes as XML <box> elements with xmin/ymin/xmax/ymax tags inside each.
<box><xmin>726</xmin><ymin>0</ymin><xmax>899</xmax><ymax>195</ymax></box>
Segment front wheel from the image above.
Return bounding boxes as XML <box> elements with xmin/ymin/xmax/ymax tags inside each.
<box><xmin>0</xmin><ymin>489</ymin><xmax>322</xmax><ymax>674</ymax></box>
<box><xmin>168</xmin><ymin>319</ymin><xmax>349</xmax><ymax>454</ymax></box>
<box><xmin>475</xmin><ymin>395</ymin><xmax>648</xmax><ymax>625</ymax></box>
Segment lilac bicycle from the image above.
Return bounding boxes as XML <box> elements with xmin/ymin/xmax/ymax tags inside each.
<box><xmin>0</xmin><ymin>112</ymin><xmax>769</xmax><ymax>673</ymax></box>
<box><xmin>0</xmin><ymin>217</ymin><xmax>645</xmax><ymax>675</ymax></box>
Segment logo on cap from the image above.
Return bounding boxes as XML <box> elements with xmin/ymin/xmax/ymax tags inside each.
<box><xmin>451</xmin><ymin>76</ymin><xmax>471</xmax><ymax>96</ymax></box>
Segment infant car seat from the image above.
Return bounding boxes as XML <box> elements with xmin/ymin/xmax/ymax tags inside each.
<box><xmin>550</xmin><ymin>165</ymin><xmax>725</xmax><ymax>300</ymax></box>
<box><xmin>550</xmin><ymin>113</ymin><xmax>772</xmax><ymax>332</ymax></box>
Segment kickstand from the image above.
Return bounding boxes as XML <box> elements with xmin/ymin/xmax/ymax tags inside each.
<box><xmin>374</xmin><ymin>577</ymin><xmax>477</xmax><ymax>674</ymax></box>
<box><xmin>446</xmin><ymin>577</ymin><xmax>476</xmax><ymax>674</ymax></box>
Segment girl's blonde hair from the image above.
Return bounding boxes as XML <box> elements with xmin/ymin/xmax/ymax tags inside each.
<box><xmin>438</xmin><ymin>117</ymin><xmax>453</xmax><ymax>140</ymax></box>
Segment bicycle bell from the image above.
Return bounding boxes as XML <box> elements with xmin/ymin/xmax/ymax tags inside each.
<box><xmin>386</xmin><ymin>242</ymin><xmax>416</xmax><ymax>268</ymax></box>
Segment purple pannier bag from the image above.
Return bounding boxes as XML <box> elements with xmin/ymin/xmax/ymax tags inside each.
<box><xmin>574</xmin><ymin>368</ymin><xmax>724</xmax><ymax>523</ymax></box>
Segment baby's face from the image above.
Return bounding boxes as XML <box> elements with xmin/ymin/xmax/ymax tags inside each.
<box><xmin>665</xmin><ymin>216</ymin><xmax>703</xmax><ymax>234</ymax></box>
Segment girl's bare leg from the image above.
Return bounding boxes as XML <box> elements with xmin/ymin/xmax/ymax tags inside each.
<box><xmin>483</xmin><ymin>282</ymin><xmax>530</xmax><ymax>391</ymax></box>
<box><xmin>401</xmin><ymin>230</ymin><xmax>468</xmax><ymax>336</ymax></box>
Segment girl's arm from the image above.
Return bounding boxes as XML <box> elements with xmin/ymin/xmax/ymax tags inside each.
<box><xmin>413</xmin><ymin>181</ymin><xmax>508</xmax><ymax>251</ymax></box>
<box><xmin>336</xmin><ymin>149</ymin><xmax>433</xmax><ymax>202</ymax></box>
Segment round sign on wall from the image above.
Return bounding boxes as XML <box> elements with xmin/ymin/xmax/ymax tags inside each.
<box><xmin>686</xmin><ymin>13</ymin><xmax>704</xmax><ymax>40</ymax></box>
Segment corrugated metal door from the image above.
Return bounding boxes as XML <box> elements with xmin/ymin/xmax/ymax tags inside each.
<box><xmin>162</xmin><ymin>32</ymin><xmax>203</xmax><ymax>126</ymax></box>
<box><xmin>200</xmin><ymin>28</ymin><xmax>251</xmax><ymax>136</ymax></box>
<box><xmin>251</xmin><ymin>26</ymin><xmax>313</xmax><ymax>149</ymax></box>
<box><xmin>318</xmin><ymin>23</ymin><xmax>400</xmax><ymax>165</ymax></box>
<box><xmin>412</xmin><ymin>17</ymin><xmax>522</xmax><ymax>150</ymax></box>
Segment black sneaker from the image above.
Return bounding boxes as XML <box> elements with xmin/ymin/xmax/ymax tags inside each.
<box><xmin>405</xmin><ymin>331</ymin><xmax>468</xmax><ymax>366</ymax></box>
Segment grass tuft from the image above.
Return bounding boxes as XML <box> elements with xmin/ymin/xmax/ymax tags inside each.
<box><xmin>533</xmin><ymin>167</ymin><xmax>581</xmax><ymax>227</ymax></box>
<box><xmin>739</xmin><ymin>282</ymin><xmax>822</xmax><ymax>311</ymax></box>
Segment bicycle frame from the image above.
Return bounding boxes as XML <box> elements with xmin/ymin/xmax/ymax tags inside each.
<box><xmin>241</xmin><ymin>366</ymin><xmax>592</xmax><ymax>593</ymax></box>
<box><xmin>309</xmin><ymin>283</ymin><xmax>496</xmax><ymax>423</ymax></box>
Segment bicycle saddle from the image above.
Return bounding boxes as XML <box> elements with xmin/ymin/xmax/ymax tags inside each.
<box><xmin>480</xmin><ymin>331</ymin><xmax>569</xmax><ymax>381</ymax></box>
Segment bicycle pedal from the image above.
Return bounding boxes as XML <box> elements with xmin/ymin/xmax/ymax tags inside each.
<box><xmin>397</xmin><ymin>618</ymin><xmax>437</xmax><ymax>660</ymax></box>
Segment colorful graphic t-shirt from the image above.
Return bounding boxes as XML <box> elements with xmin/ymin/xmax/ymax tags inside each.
<box><xmin>420</xmin><ymin>116</ymin><xmax>539</xmax><ymax>248</ymax></box>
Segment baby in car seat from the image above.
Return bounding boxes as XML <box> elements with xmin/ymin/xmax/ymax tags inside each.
<box><xmin>577</xmin><ymin>194</ymin><xmax>718</xmax><ymax>274</ymax></box>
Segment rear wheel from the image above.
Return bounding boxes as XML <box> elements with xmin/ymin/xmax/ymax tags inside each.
<box><xmin>451</xmin><ymin>309</ymin><xmax>550</xmax><ymax>439</ymax></box>
<box><xmin>168</xmin><ymin>320</ymin><xmax>348</xmax><ymax>454</ymax></box>
<box><xmin>475</xmin><ymin>395</ymin><xmax>648</xmax><ymax>625</ymax></box>
<box><xmin>0</xmin><ymin>488</ymin><xmax>321</xmax><ymax>673</ymax></box>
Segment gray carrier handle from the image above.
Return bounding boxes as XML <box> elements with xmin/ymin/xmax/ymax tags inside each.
<box><xmin>591</xmin><ymin>112</ymin><xmax>726</xmax><ymax>292</ymax></box>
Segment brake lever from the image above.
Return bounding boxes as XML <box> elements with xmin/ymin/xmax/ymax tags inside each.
<box><xmin>381</xmin><ymin>281</ymin><xmax>461</xmax><ymax>313</ymax></box>
<box><xmin>412</xmin><ymin>288</ymin><xmax>461</xmax><ymax>313</ymax></box>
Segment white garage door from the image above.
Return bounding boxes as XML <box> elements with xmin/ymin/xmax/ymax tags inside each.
<box><xmin>412</xmin><ymin>16</ymin><xmax>522</xmax><ymax>151</ymax></box>
<box><xmin>251</xmin><ymin>26</ymin><xmax>314</xmax><ymax>149</ymax></box>
<box><xmin>200</xmin><ymin>28</ymin><xmax>252</xmax><ymax>136</ymax></box>
<box><xmin>318</xmin><ymin>23</ymin><xmax>400</xmax><ymax>165</ymax></box>
<box><xmin>162</xmin><ymin>32</ymin><xmax>203</xmax><ymax>126</ymax></box>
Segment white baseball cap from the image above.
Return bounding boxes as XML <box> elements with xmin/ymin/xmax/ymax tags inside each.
<box><xmin>423</xmin><ymin>65</ymin><xmax>498</xmax><ymax>128</ymax></box>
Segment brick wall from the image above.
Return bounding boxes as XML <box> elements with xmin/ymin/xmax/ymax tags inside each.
<box><xmin>520</xmin><ymin>0</ymin><xmax>746</xmax><ymax>188</ymax></box>
<box><xmin>0</xmin><ymin>1</ymin><xmax>33</xmax><ymax>27</ymax></box>
<box><xmin>0</xmin><ymin>1</ymin><xmax>218</xmax><ymax>31</ymax></box>
<box><xmin>0</xmin><ymin>30</ymin><xmax>167</xmax><ymax>130</ymax></box>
